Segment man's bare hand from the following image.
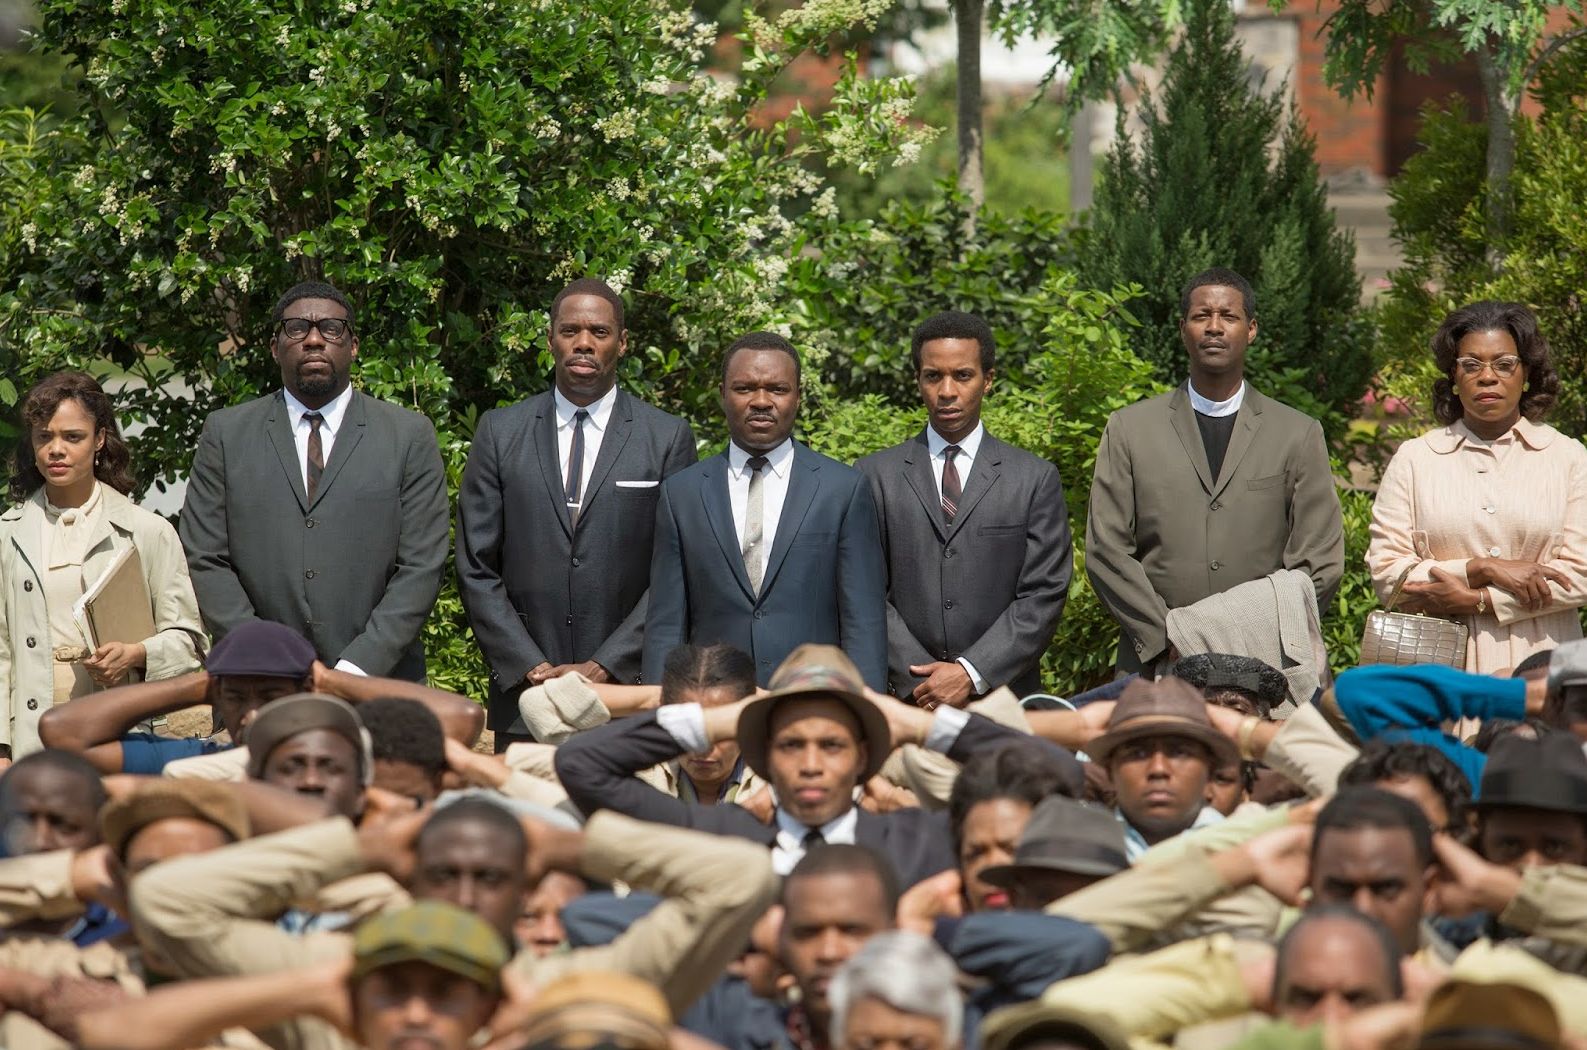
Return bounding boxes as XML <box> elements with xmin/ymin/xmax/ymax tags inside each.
<box><xmin>735</xmin><ymin>784</ymin><xmax>776</xmax><ymax>825</ymax></box>
<box><xmin>524</xmin><ymin>662</ymin><xmax>555</xmax><ymax>687</ymax></box>
<box><xmin>909</xmin><ymin>662</ymin><xmax>973</xmax><ymax>711</ymax></box>
<box><xmin>1430</xmin><ymin>833</ymin><xmax>1522</xmax><ymax>917</ymax></box>
<box><xmin>896</xmin><ymin>869</ymin><xmax>962</xmax><ymax>936</ymax></box>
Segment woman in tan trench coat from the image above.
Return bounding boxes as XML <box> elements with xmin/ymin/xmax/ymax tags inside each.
<box><xmin>0</xmin><ymin>371</ymin><xmax>205</xmax><ymax>765</ymax></box>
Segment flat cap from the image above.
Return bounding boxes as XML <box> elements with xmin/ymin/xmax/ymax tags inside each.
<box><xmin>1417</xmin><ymin>979</ymin><xmax>1559</xmax><ymax>1050</ymax></box>
<box><xmin>243</xmin><ymin>693</ymin><xmax>370</xmax><ymax>783</ymax></box>
<box><xmin>352</xmin><ymin>901</ymin><xmax>509</xmax><ymax>993</ymax></box>
<box><xmin>100</xmin><ymin>779</ymin><xmax>249</xmax><ymax>858</ymax></box>
<box><xmin>206</xmin><ymin>620</ymin><xmax>316</xmax><ymax>679</ymax></box>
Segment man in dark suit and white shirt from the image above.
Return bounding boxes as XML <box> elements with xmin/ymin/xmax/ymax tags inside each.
<box><xmin>456</xmin><ymin>278</ymin><xmax>696</xmax><ymax>745</ymax></box>
<box><xmin>858</xmin><ymin>312</ymin><xmax>1073</xmax><ymax>707</ymax></box>
<box><xmin>179</xmin><ymin>280</ymin><xmax>448</xmax><ymax>681</ymax></box>
<box><xmin>642</xmin><ymin>332</ymin><xmax>888</xmax><ymax>689</ymax></box>
<box><xmin>558</xmin><ymin>643</ymin><xmax>1083</xmax><ymax>886</ymax></box>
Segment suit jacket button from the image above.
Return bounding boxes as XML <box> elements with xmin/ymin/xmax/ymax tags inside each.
<box><xmin>754</xmin><ymin>611</ymin><xmax>765</xmax><ymax>620</ymax></box>
<box><xmin>26</xmin><ymin>698</ymin><xmax>37</xmax><ymax>711</ymax></box>
<box><xmin>305</xmin><ymin>570</ymin><xmax>317</xmax><ymax>579</ymax></box>
<box><xmin>944</xmin><ymin>547</ymin><xmax>955</xmax><ymax>558</ymax></box>
<box><xmin>306</xmin><ymin>518</ymin><xmax>317</xmax><ymax>528</ymax></box>
<box><xmin>22</xmin><ymin>580</ymin><xmax>32</xmax><ymax>592</ymax></box>
<box><xmin>572</xmin><ymin>557</ymin><xmax>581</xmax><ymax>567</ymax></box>
<box><xmin>1210</xmin><ymin>501</ymin><xmax>1221</xmax><ymax>511</ymax></box>
<box><xmin>943</xmin><ymin>599</ymin><xmax>954</xmax><ymax>609</ymax></box>
<box><xmin>1210</xmin><ymin>561</ymin><xmax>1221</xmax><ymax>571</ymax></box>
<box><xmin>565</xmin><ymin>615</ymin><xmax>573</xmax><ymax>626</ymax></box>
<box><xmin>25</xmin><ymin>636</ymin><xmax>36</xmax><ymax>648</ymax></box>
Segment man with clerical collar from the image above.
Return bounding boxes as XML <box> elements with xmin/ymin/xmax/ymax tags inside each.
<box><xmin>1086</xmin><ymin>267</ymin><xmax>1344</xmax><ymax>674</ymax></box>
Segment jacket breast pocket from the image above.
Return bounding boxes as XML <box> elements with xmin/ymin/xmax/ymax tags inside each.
<box><xmin>1246</xmin><ymin>472</ymin><xmax>1287</xmax><ymax>491</ymax></box>
<box><xmin>978</xmin><ymin>523</ymin><xmax>1024</xmax><ymax>536</ymax></box>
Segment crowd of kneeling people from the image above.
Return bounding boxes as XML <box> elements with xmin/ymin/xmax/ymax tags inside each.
<box><xmin>1</xmin><ymin>617</ymin><xmax>1586</xmax><ymax>1049</ymax></box>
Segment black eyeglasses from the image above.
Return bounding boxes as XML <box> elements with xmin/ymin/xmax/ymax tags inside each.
<box><xmin>276</xmin><ymin>317</ymin><xmax>354</xmax><ymax>343</ymax></box>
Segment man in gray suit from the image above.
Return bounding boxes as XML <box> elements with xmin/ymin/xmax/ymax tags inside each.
<box><xmin>643</xmin><ymin>333</ymin><xmax>888</xmax><ymax>688</ymax></box>
<box><xmin>456</xmin><ymin>278</ymin><xmax>696</xmax><ymax>744</ymax></box>
<box><xmin>1087</xmin><ymin>267</ymin><xmax>1344</xmax><ymax>674</ymax></box>
<box><xmin>180</xmin><ymin>280</ymin><xmax>448</xmax><ymax>682</ymax></box>
<box><xmin>857</xmin><ymin>312</ymin><xmax>1072</xmax><ymax>706</ymax></box>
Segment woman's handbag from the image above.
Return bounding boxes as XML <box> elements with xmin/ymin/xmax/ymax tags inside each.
<box><xmin>1359</xmin><ymin>566</ymin><xmax>1470</xmax><ymax>668</ymax></box>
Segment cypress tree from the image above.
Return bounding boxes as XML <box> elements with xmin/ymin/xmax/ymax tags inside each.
<box><xmin>1078</xmin><ymin>0</ymin><xmax>1371</xmax><ymax>434</ymax></box>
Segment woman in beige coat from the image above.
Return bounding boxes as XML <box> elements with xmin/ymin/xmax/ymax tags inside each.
<box><xmin>1368</xmin><ymin>301</ymin><xmax>1587</xmax><ymax>674</ymax></box>
<box><xmin>0</xmin><ymin>371</ymin><xmax>205</xmax><ymax>765</ymax></box>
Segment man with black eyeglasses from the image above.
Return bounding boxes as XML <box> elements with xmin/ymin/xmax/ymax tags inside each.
<box><xmin>180</xmin><ymin>280</ymin><xmax>448</xmax><ymax>681</ymax></box>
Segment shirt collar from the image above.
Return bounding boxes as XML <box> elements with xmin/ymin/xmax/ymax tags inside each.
<box><xmin>1115</xmin><ymin>803</ymin><xmax>1223</xmax><ymax>860</ymax></box>
<box><xmin>553</xmin><ymin>385</ymin><xmax>618</xmax><ymax>432</ymax></box>
<box><xmin>1188</xmin><ymin>381</ymin><xmax>1246</xmax><ymax>418</ymax></box>
<box><xmin>926</xmin><ymin>421</ymin><xmax>985</xmax><ymax>459</ymax></box>
<box><xmin>729</xmin><ymin>438</ymin><xmax>795</xmax><ymax>479</ymax></box>
<box><xmin>1430</xmin><ymin>416</ymin><xmax>1556</xmax><ymax>454</ymax></box>
<box><xmin>775</xmin><ymin>803</ymin><xmax>858</xmax><ymax>844</ymax></box>
<box><xmin>283</xmin><ymin>385</ymin><xmax>353</xmax><ymax>434</ymax></box>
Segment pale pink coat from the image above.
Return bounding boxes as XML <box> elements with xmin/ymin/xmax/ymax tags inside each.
<box><xmin>1367</xmin><ymin>417</ymin><xmax>1587</xmax><ymax>674</ymax></box>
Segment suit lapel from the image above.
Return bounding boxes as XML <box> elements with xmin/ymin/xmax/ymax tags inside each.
<box><xmin>700</xmin><ymin>454</ymin><xmax>755</xmax><ymax>601</ymax></box>
<box><xmin>4</xmin><ymin>500</ymin><xmax>43</xmax><ymax>590</ymax></box>
<box><xmin>1168</xmin><ymin>385</ymin><xmax>1216</xmax><ymax>496</ymax></box>
<box><xmin>266</xmin><ymin>393</ymin><xmax>310</xmax><ymax>512</ymax></box>
<box><xmin>1210</xmin><ymin>388</ymin><xmax>1265</xmax><ymax>500</ymax></box>
<box><xmin>945</xmin><ymin>437</ymin><xmax>1002</xmax><ymax>541</ymax></box>
<box><xmin>308</xmin><ymin>391</ymin><xmax>365</xmax><ymax>511</ymax></box>
<box><xmin>901</xmin><ymin>433</ymin><xmax>947</xmax><ymax>543</ymax></box>
<box><xmin>758</xmin><ymin>445</ymin><xmax>820</xmax><ymax>599</ymax></box>
<box><xmin>578</xmin><ymin>391</ymin><xmax>633</xmax><ymax>520</ymax></box>
<box><xmin>534</xmin><ymin>397</ymin><xmax>574</xmax><ymax>540</ymax></box>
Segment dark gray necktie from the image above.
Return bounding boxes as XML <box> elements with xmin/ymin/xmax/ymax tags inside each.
<box><xmin>801</xmin><ymin>829</ymin><xmax>826</xmax><ymax>851</ymax></box>
<box><xmin>565</xmin><ymin>409</ymin><xmax>589</xmax><ymax>521</ymax></box>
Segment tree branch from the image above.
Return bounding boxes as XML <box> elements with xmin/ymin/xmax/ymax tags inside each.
<box><xmin>1515</xmin><ymin>25</ymin><xmax>1587</xmax><ymax>117</ymax></box>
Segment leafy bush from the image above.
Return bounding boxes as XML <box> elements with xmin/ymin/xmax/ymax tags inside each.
<box><xmin>1076</xmin><ymin>0</ymin><xmax>1372</xmax><ymax>438</ymax></box>
<box><xmin>1377</xmin><ymin>43</ymin><xmax>1587</xmax><ymax>438</ymax></box>
<box><xmin>0</xmin><ymin>0</ymin><xmax>937</xmax><ymax>696</ymax></box>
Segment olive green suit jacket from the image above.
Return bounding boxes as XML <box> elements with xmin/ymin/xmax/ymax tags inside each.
<box><xmin>1085</xmin><ymin>383</ymin><xmax>1344</xmax><ymax>672</ymax></box>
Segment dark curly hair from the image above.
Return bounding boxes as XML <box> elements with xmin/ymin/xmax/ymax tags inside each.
<box><xmin>9</xmin><ymin>371</ymin><xmax>137</xmax><ymax>504</ymax></box>
<box><xmin>1430</xmin><ymin>301</ymin><xmax>1559</xmax><ymax>426</ymax></box>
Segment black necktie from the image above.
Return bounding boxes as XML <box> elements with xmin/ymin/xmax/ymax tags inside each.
<box><xmin>801</xmin><ymin>829</ymin><xmax>826</xmax><ymax>851</ymax></box>
<box><xmin>304</xmin><ymin>412</ymin><xmax>325</xmax><ymax>503</ymax></box>
<box><xmin>941</xmin><ymin>445</ymin><xmax>962</xmax><ymax>525</ymax></box>
<box><xmin>565</xmin><ymin>409</ymin><xmax>589</xmax><ymax>521</ymax></box>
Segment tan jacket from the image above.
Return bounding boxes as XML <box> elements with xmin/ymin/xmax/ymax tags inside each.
<box><xmin>0</xmin><ymin>486</ymin><xmax>206</xmax><ymax>755</ymax></box>
<box><xmin>129</xmin><ymin>811</ymin><xmax>778</xmax><ymax>1050</ymax></box>
<box><xmin>1367</xmin><ymin>418</ymin><xmax>1587</xmax><ymax>674</ymax></box>
<box><xmin>1086</xmin><ymin>384</ymin><xmax>1344</xmax><ymax>672</ymax></box>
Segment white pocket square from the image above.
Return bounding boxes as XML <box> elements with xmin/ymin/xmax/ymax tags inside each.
<box><xmin>615</xmin><ymin>480</ymin><xmax>660</xmax><ymax>488</ymax></box>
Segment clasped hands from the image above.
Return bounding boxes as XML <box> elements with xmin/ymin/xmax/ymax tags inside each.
<box><xmin>1398</xmin><ymin>558</ymin><xmax>1568</xmax><ymax>616</ymax></box>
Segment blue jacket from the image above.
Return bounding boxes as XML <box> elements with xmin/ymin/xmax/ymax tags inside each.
<box><xmin>1332</xmin><ymin>664</ymin><xmax>1527</xmax><ymax>791</ymax></box>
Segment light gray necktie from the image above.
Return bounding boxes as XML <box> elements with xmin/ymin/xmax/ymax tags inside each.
<box><xmin>742</xmin><ymin>455</ymin><xmax>769</xmax><ymax>594</ymax></box>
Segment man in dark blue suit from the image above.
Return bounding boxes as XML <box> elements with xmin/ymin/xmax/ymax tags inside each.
<box><xmin>642</xmin><ymin>332</ymin><xmax>888</xmax><ymax>689</ymax></box>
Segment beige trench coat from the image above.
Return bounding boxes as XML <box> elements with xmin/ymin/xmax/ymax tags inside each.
<box><xmin>0</xmin><ymin>486</ymin><xmax>206</xmax><ymax>756</ymax></box>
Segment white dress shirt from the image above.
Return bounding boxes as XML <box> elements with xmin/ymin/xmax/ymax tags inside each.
<box><xmin>926</xmin><ymin>421</ymin><xmax>985</xmax><ymax>502</ymax></box>
<box><xmin>554</xmin><ymin>386</ymin><xmax>618</xmax><ymax>512</ymax></box>
<box><xmin>925</xmin><ymin>422</ymin><xmax>990</xmax><ymax>693</ymax></box>
<box><xmin>728</xmin><ymin>438</ymin><xmax>795</xmax><ymax>562</ymax></box>
<box><xmin>771</xmin><ymin>807</ymin><xmax>859</xmax><ymax>875</ymax></box>
<box><xmin>282</xmin><ymin>386</ymin><xmax>364</xmax><ymax>675</ymax></box>
<box><xmin>1188</xmin><ymin>381</ymin><xmax>1245</xmax><ymax>418</ymax></box>
<box><xmin>283</xmin><ymin>385</ymin><xmax>353</xmax><ymax>494</ymax></box>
